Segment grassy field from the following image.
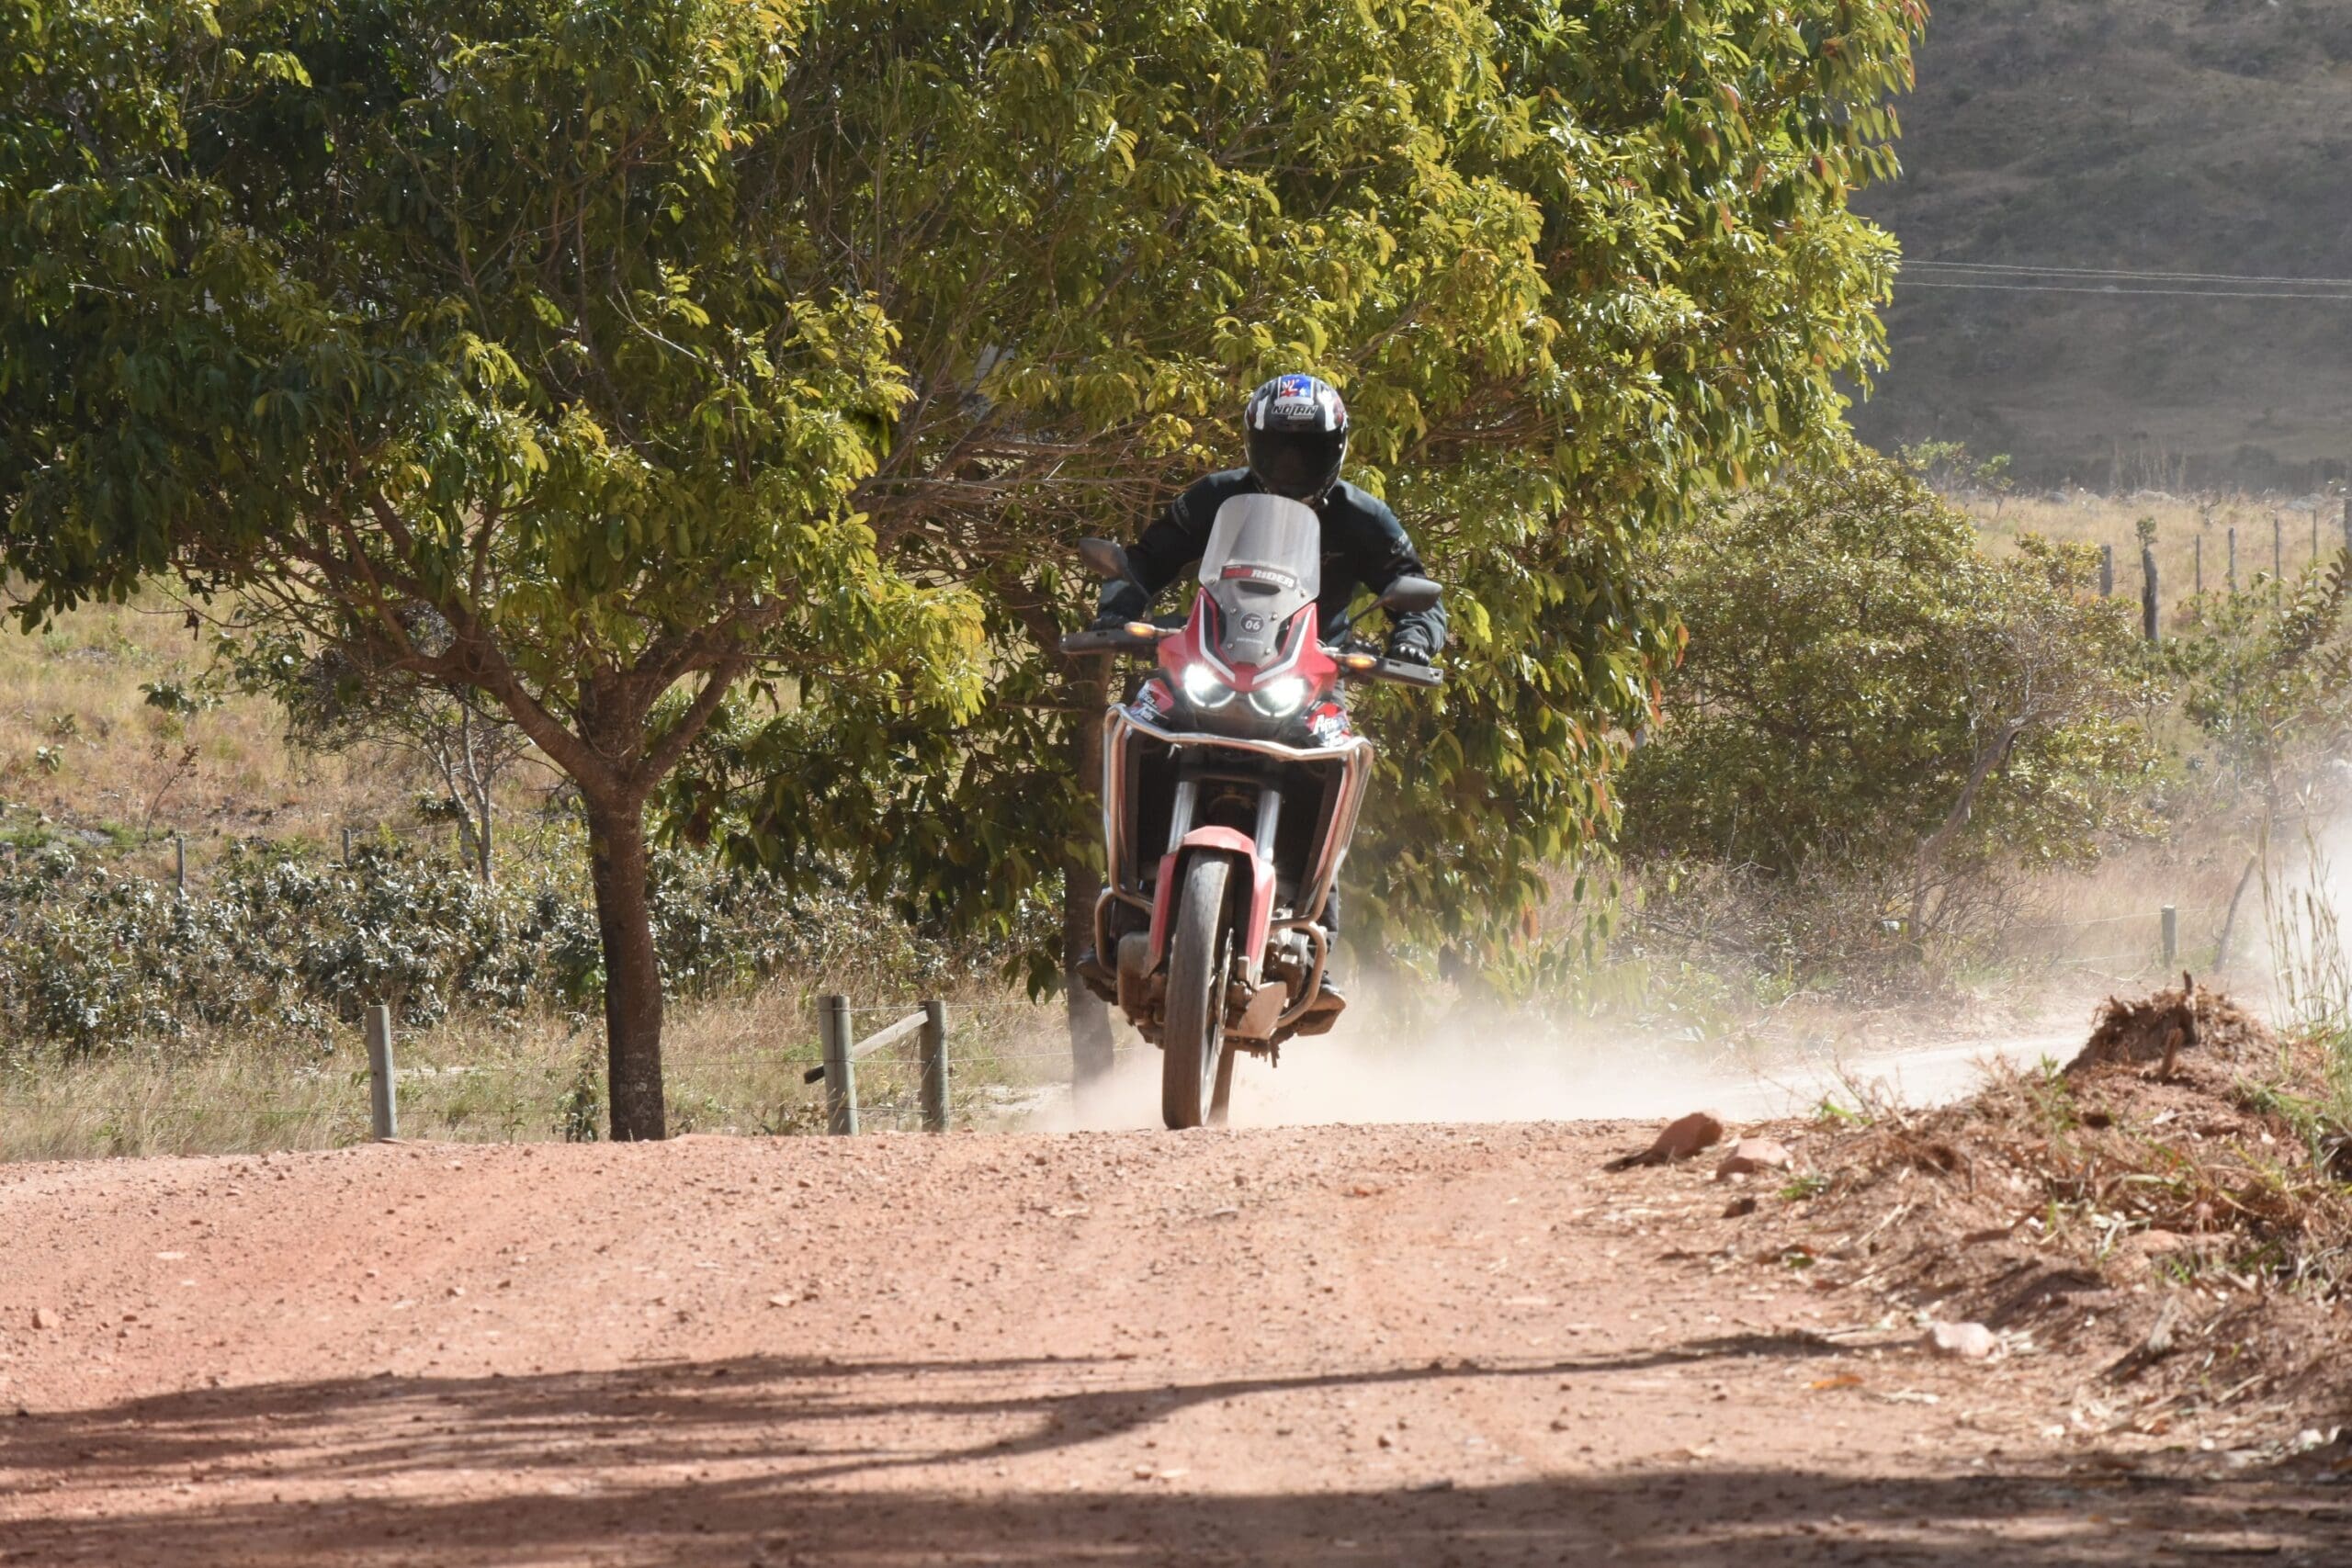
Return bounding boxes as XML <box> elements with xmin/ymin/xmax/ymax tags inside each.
<box><xmin>1962</xmin><ymin>487</ymin><xmax>2349</xmax><ymax>627</ymax></box>
<box><xmin>0</xmin><ymin>591</ymin><xmax>484</xmax><ymax>880</ymax></box>
<box><xmin>0</xmin><ymin>989</ymin><xmax>1082</xmax><ymax>1163</ymax></box>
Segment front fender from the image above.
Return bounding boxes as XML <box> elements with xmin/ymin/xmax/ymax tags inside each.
<box><xmin>1146</xmin><ymin>828</ymin><xmax>1276</xmax><ymax>978</ymax></box>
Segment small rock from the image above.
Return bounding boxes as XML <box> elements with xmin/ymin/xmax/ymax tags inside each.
<box><xmin>2129</xmin><ymin>1229</ymin><xmax>2190</xmax><ymax>1258</ymax></box>
<box><xmin>1722</xmin><ymin>1195</ymin><xmax>1758</xmax><ymax>1218</ymax></box>
<box><xmin>1924</xmin><ymin>1321</ymin><xmax>1998</xmax><ymax>1360</ymax></box>
<box><xmin>1714</xmin><ymin>1137</ymin><xmax>1793</xmax><ymax>1180</ymax></box>
<box><xmin>1605</xmin><ymin>1111</ymin><xmax>1725</xmax><ymax>1171</ymax></box>
<box><xmin>30</xmin><ymin>1308</ymin><xmax>59</xmax><ymax>1331</ymax></box>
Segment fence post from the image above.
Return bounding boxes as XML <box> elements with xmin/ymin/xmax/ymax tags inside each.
<box><xmin>174</xmin><ymin>832</ymin><xmax>186</xmax><ymax>892</ymax></box>
<box><xmin>920</xmin><ymin>999</ymin><xmax>950</xmax><ymax>1134</ymax></box>
<box><xmin>2161</xmin><ymin>905</ymin><xmax>2178</xmax><ymax>968</ymax></box>
<box><xmin>820</xmin><ymin>994</ymin><xmax>857</xmax><ymax>1135</ymax></box>
<box><xmin>365</xmin><ymin>1004</ymin><xmax>398</xmax><ymax>1140</ymax></box>
<box><xmin>2098</xmin><ymin>543</ymin><xmax>2113</xmax><ymax>597</ymax></box>
<box><xmin>2342</xmin><ymin>494</ymin><xmax>2351</xmax><ymax>558</ymax></box>
<box><xmin>2141</xmin><ymin>545</ymin><xmax>2158</xmax><ymax>642</ymax></box>
<box><xmin>2228</xmin><ymin>526</ymin><xmax>2237</xmax><ymax>592</ymax></box>
<box><xmin>342</xmin><ymin>826</ymin><xmax>353</xmax><ymax>866</ymax></box>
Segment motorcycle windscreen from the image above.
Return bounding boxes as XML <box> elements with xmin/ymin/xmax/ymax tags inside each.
<box><xmin>1197</xmin><ymin>494</ymin><xmax>1321</xmax><ymax>669</ymax></box>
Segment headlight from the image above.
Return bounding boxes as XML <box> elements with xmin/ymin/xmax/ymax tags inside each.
<box><xmin>1250</xmin><ymin>676</ymin><xmax>1309</xmax><ymax>717</ymax></box>
<box><xmin>1181</xmin><ymin>663</ymin><xmax>1235</xmax><ymax>708</ymax></box>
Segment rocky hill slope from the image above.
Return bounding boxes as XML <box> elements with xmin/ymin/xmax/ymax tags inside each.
<box><xmin>1851</xmin><ymin>0</ymin><xmax>2352</xmax><ymax>491</ymax></box>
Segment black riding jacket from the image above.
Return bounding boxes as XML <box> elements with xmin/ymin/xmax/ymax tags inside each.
<box><xmin>1097</xmin><ymin>469</ymin><xmax>1448</xmax><ymax>655</ymax></box>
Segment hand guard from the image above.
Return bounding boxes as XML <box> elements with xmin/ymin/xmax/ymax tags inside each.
<box><xmin>1385</xmin><ymin>628</ymin><xmax>1435</xmax><ymax>666</ymax></box>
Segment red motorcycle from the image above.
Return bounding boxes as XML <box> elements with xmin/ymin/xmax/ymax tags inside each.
<box><xmin>1062</xmin><ymin>494</ymin><xmax>1442</xmax><ymax>1129</ymax></box>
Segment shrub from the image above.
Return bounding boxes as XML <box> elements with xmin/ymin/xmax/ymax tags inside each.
<box><xmin>1621</xmin><ymin>446</ymin><xmax>2155</xmax><ymax>940</ymax></box>
<box><xmin>0</xmin><ymin>840</ymin><xmax>1019</xmax><ymax>1061</ymax></box>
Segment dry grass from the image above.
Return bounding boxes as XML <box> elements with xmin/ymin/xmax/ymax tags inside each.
<box><xmin>0</xmin><ymin>989</ymin><xmax>1076</xmax><ymax>1162</ymax></box>
<box><xmin>0</xmin><ymin>589</ymin><xmax>557</xmax><ymax>878</ymax></box>
<box><xmin>1739</xmin><ymin>987</ymin><xmax>2352</xmax><ymax>1437</ymax></box>
<box><xmin>1962</xmin><ymin>489</ymin><xmax>2346</xmax><ymax>631</ymax></box>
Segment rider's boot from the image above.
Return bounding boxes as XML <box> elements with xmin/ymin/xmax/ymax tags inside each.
<box><xmin>1074</xmin><ymin>947</ymin><xmax>1118</xmax><ymax>1004</ymax></box>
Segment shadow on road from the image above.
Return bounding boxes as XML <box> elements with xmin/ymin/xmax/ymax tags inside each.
<box><xmin>5</xmin><ymin>1342</ymin><xmax>2339</xmax><ymax>1565</ymax></box>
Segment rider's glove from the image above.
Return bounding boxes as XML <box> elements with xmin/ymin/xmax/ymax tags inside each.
<box><xmin>1385</xmin><ymin>627</ymin><xmax>1435</xmax><ymax>666</ymax></box>
<box><xmin>1096</xmin><ymin>581</ymin><xmax>1150</xmax><ymax>629</ymax></box>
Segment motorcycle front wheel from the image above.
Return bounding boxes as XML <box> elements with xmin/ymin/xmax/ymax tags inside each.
<box><xmin>1161</xmin><ymin>855</ymin><xmax>1238</xmax><ymax>1130</ymax></box>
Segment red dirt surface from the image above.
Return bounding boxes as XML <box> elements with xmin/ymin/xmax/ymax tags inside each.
<box><xmin>4</xmin><ymin>1122</ymin><xmax>2349</xmax><ymax>1565</ymax></box>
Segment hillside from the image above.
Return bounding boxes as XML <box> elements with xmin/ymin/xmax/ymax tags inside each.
<box><xmin>1851</xmin><ymin>0</ymin><xmax>2352</xmax><ymax>491</ymax></box>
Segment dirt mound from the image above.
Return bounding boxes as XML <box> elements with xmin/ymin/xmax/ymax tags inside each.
<box><xmin>1736</xmin><ymin>985</ymin><xmax>2352</xmax><ymax>1445</ymax></box>
<box><xmin>2071</xmin><ymin>975</ymin><xmax>2275</xmax><ymax>1074</ymax></box>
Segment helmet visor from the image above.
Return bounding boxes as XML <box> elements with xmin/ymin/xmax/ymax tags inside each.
<box><xmin>1247</xmin><ymin>424</ymin><xmax>1347</xmax><ymax>501</ymax></box>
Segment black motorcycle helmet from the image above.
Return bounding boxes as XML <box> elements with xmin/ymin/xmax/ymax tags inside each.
<box><xmin>1243</xmin><ymin>374</ymin><xmax>1349</xmax><ymax>502</ymax></box>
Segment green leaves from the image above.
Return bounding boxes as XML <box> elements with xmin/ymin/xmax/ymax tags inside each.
<box><xmin>1621</xmin><ymin>446</ymin><xmax>2154</xmax><ymax>901</ymax></box>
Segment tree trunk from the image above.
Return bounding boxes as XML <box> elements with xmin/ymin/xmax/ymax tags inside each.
<box><xmin>586</xmin><ymin>793</ymin><xmax>666</xmax><ymax>1141</ymax></box>
<box><xmin>1065</xmin><ymin>664</ymin><xmax>1117</xmax><ymax>1090</ymax></box>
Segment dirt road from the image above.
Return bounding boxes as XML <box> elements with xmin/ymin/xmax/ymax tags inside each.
<box><xmin>4</xmin><ymin>1122</ymin><xmax>2346</xmax><ymax>1565</ymax></box>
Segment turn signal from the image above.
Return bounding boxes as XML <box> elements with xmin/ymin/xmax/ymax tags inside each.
<box><xmin>1339</xmin><ymin>651</ymin><xmax>1378</xmax><ymax>671</ymax></box>
<box><xmin>1125</xmin><ymin>621</ymin><xmax>1162</xmax><ymax>638</ymax></box>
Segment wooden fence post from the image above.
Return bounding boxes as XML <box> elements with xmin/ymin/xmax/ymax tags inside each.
<box><xmin>2161</xmin><ymin>905</ymin><xmax>2178</xmax><ymax>968</ymax></box>
<box><xmin>820</xmin><ymin>994</ymin><xmax>857</xmax><ymax>1135</ymax></box>
<box><xmin>2141</xmin><ymin>545</ymin><xmax>2159</xmax><ymax>641</ymax></box>
<box><xmin>365</xmin><ymin>1004</ymin><xmax>398</xmax><ymax>1140</ymax></box>
<box><xmin>2098</xmin><ymin>544</ymin><xmax>2114</xmax><ymax>597</ymax></box>
<box><xmin>341</xmin><ymin>826</ymin><xmax>353</xmax><ymax>866</ymax></box>
<box><xmin>921</xmin><ymin>999</ymin><xmax>950</xmax><ymax>1134</ymax></box>
<box><xmin>174</xmin><ymin>832</ymin><xmax>186</xmax><ymax>892</ymax></box>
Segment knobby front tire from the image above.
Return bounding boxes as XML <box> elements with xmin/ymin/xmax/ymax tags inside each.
<box><xmin>1161</xmin><ymin>855</ymin><xmax>1236</xmax><ymax>1130</ymax></box>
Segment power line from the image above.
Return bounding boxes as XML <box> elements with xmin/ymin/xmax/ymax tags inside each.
<box><xmin>1898</xmin><ymin>278</ymin><xmax>2352</xmax><ymax>303</ymax></box>
<box><xmin>1906</xmin><ymin>258</ymin><xmax>2352</xmax><ymax>289</ymax></box>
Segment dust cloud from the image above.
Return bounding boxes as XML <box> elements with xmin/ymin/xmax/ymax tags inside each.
<box><xmin>1023</xmin><ymin>980</ymin><xmax>2075</xmax><ymax>1134</ymax></box>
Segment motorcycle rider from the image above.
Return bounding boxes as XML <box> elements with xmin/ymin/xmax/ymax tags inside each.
<box><xmin>1086</xmin><ymin>373</ymin><xmax>1448</xmax><ymax>1023</ymax></box>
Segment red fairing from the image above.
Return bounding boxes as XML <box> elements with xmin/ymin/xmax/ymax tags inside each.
<box><xmin>1158</xmin><ymin>592</ymin><xmax>1339</xmax><ymax>698</ymax></box>
<box><xmin>1146</xmin><ymin>829</ymin><xmax>1279</xmax><ymax>973</ymax></box>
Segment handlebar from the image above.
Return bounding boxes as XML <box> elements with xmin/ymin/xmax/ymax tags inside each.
<box><xmin>1060</xmin><ymin>627</ymin><xmax>1443</xmax><ymax>688</ymax></box>
<box><xmin>1357</xmin><ymin>655</ymin><xmax>1442</xmax><ymax>689</ymax></box>
<box><xmin>1058</xmin><ymin>627</ymin><xmax>1160</xmax><ymax>656</ymax></box>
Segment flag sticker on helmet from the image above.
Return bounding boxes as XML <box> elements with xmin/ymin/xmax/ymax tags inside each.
<box><xmin>1266</xmin><ymin>375</ymin><xmax>1340</xmax><ymax>430</ymax></box>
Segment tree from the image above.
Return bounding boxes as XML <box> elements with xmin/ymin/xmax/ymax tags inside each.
<box><xmin>1619</xmin><ymin>446</ymin><xmax>2154</xmax><ymax>934</ymax></box>
<box><xmin>2170</xmin><ymin>558</ymin><xmax>2352</xmax><ymax>812</ymax></box>
<box><xmin>668</xmin><ymin>0</ymin><xmax>1928</xmax><ymax>1043</ymax></box>
<box><xmin>230</xmin><ymin>618</ymin><xmax>532</xmax><ymax>883</ymax></box>
<box><xmin>0</xmin><ymin>0</ymin><xmax>984</xmax><ymax>1137</ymax></box>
